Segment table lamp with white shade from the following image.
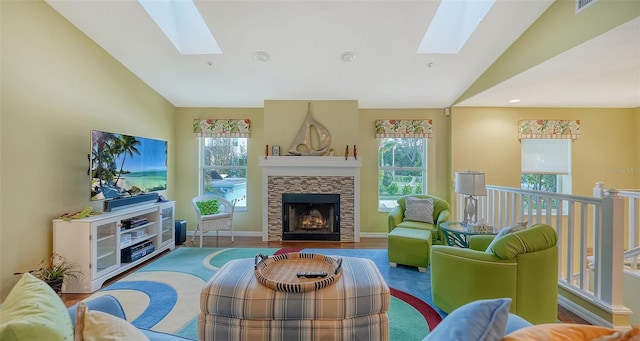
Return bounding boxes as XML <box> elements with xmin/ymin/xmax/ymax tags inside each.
<box><xmin>455</xmin><ymin>171</ymin><xmax>487</xmax><ymax>224</ymax></box>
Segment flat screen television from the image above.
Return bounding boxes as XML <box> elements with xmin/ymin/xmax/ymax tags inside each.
<box><xmin>90</xmin><ymin>130</ymin><xmax>167</xmax><ymax>201</ymax></box>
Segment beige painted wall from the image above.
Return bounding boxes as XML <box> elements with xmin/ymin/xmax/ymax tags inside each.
<box><xmin>450</xmin><ymin>107</ymin><xmax>638</xmax><ymax>214</ymax></box>
<box><xmin>264</xmin><ymin>100</ymin><xmax>359</xmax><ymax>156</ymax></box>
<box><xmin>0</xmin><ymin>1</ymin><xmax>175</xmax><ymax>299</ymax></box>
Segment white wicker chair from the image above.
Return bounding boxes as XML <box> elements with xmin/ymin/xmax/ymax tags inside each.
<box><xmin>192</xmin><ymin>195</ymin><xmax>235</xmax><ymax>247</ymax></box>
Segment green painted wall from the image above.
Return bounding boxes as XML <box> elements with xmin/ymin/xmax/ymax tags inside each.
<box><xmin>0</xmin><ymin>1</ymin><xmax>175</xmax><ymax>299</ymax></box>
<box><xmin>174</xmin><ymin>107</ymin><xmax>264</xmax><ymax>234</ymax></box>
<box><xmin>358</xmin><ymin>109</ymin><xmax>450</xmax><ymax>234</ymax></box>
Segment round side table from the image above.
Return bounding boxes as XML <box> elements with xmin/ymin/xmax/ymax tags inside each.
<box><xmin>440</xmin><ymin>222</ymin><xmax>496</xmax><ymax>248</ymax></box>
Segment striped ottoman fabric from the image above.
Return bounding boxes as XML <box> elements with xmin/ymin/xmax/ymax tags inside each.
<box><xmin>199</xmin><ymin>256</ymin><xmax>390</xmax><ymax>340</ymax></box>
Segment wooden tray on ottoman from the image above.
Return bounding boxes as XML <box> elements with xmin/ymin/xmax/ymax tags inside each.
<box><xmin>254</xmin><ymin>252</ymin><xmax>342</xmax><ymax>293</ymax></box>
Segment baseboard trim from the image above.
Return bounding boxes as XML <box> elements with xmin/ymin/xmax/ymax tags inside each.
<box><xmin>557</xmin><ymin>296</ymin><xmax>612</xmax><ymax>327</ymax></box>
<box><xmin>359</xmin><ymin>232</ymin><xmax>388</xmax><ymax>239</ymax></box>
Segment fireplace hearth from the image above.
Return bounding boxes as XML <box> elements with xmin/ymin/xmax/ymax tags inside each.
<box><xmin>282</xmin><ymin>193</ymin><xmax>340</xmax><ymax>241</ymax></box>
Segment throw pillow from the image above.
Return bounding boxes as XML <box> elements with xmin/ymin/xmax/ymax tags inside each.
<box><xmin>503</xmin><ymin>323</ymin><xmax>640</xmax><ymax>341</ymax></box>
<box><xmin>424</xmin><ymin>298</ymin><xmax>511</xmax><ymax>341</ymax></box>
<box><xmin>74</xmin><ymin>301</ymin><xmax>149</xmax><ymax>341</ymax></box>
<box><xmin>403</xmin><ymin>197</ymin><xmax>435</xmax><ymax>224</ymax></box>
<box><xmin>0</xmin><ymin>273</ymin><xmax>74</xmax><ymax>341</ymax></box>
<box><xmin>485</xmin><ymin>221</ymin><xmax>528</xmax><ymax>254</ymax></box>
<box><xmin>196</xmin><ymin>199</ymin><xmax>219</xmax><ymax>215</ymax></box>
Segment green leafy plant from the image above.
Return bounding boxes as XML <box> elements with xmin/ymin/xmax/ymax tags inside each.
<box><xmin>402</xmin><ymin>184</ymin><xmax>413</xmax><ymax>195</ymax></box>
<box><xmin>387</xmin><ymin>183</ymin><xmax>399</xmax><ymax>195</ymax></box>
<box><xmin>31</xmin><ymin>253</ymin><xmax>81</xmax><ymax>282</ymax></box>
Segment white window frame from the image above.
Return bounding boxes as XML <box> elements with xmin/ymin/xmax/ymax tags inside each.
<box><xmin>377</xmin><ymin>138</ymin><xmax>428</xmax><ymax>212</ymax></box>
<box><xmin>199</xmin><ymin>137</ymin><xmax>248</xmax><ymax>211</ymax></box>
<box><xmin>520</xmin><ymin>139</ymin><xmax>572</xmax><ymax>214</ymax></box>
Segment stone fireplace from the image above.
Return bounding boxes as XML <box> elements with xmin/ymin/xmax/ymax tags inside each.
<box><xmin>259</xmin><ymin>156</ymin><xmax>361</xmax><ymax>242</ymax></box>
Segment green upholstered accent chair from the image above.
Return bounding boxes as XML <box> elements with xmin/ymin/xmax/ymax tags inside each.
<box><xmin>431</xmin><ymin>223</ymin><xmax>559</xmax><ymax>325</ymax></box>
<box><xmin>388</xmin><ymin>194</ymin><xmax>451</xmax><ymax>245</ymax></box>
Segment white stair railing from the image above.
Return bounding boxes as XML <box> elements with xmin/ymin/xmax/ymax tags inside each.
<box><xmin>455</xmin><ymin>182</ymin><xmax>635</xmax><ymax>328</ymax></box>
<box><xmin>617</xmin><ymin>189</ymin><xmax>640</xmax><ymax>278</ymax></box>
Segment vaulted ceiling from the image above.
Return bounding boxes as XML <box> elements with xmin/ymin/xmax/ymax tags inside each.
<box><xmin>46</xmin><ymin>0</ymin><xmax>639</xmax><ymax>109</ymax></box>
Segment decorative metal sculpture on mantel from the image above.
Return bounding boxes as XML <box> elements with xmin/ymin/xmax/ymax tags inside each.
<box><xmin>288</xmin><ymin>103</ymin><xmax>331</xmax><ymax>156</ymax></box>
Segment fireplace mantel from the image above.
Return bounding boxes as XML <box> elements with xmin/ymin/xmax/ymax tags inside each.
<box><xmin>259</xmin><ymin>156</ymin><xmax>361</xmax><ymax>174</ymax></box>
<box><xmin>259</xmin><ymin>156</ymin><xmax>361</xmax><ymax>242</ymax></box>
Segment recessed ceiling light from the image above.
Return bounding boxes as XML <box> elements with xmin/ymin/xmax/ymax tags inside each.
<box><xmin>509</xmin><ymin>99</ymin><xmax>521</xmax><ymax>103</ymax></box>
<box><xmin>341</xmin><ymin>51</ymin><xmax>356</xmax><ymax>62</ymax></box>
<box><xmin>254</xmin><ymin>51</ymin><xmax>270</xmax><ymax>62</ymax></box>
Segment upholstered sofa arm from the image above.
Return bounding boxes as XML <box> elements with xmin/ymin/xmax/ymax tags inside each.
<box><xmin>434</xmin><ymin>209</ymin><xmax>451</xmax><ymax>243</ymax></box>
<box><xmin>388</xmin><ymin>206</ymin><xmax>404</xmax><ymax>232</ymax></box>
<box><xmin>67</xmin><ymin>295</ymin><xmax>193</xmax><ymax>341</ymax></box>
<box><xmin>431</xmin><ymin>245</ymin><xmax>518</xmax><ymax>314</ymax></box>
<box><xmin>67</xmin><ymin>295</ymin><xmax>126</xmax><ymax>328</ymax></box>
<box><xmin>435</xmin><ymin>209</ymin><xmax>450</xmax><ymax>227</ymax></box>
<box><xmin>469</xmin><ymin>234</ymin><xmax>495</xmax><ymax>251</ymax></box>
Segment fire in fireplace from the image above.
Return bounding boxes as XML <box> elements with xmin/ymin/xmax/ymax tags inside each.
<box><xmin>282</xmin><ymin>193</ymin><xmax>340</xmax><ymax>241</ymax></box>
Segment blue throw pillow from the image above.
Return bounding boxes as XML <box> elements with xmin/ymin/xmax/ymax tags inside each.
<box><xmin>424</xmin><ymin>298</ymin><xmax>512</xmax><ymax>341</ymax></box>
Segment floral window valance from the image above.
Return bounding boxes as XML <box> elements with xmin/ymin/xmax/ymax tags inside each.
<box><xmin>375</xmin><ymin>119</ymin><xmax>433</xmax><ymax>138</ymax></box>
<box><xmin>193</xmin><ymin>119</ymin><xmax>251</xmax><ymax>138</ymax></box>
<box><xmin>518</xmin><ymin>119</ymin><xmax>580</xmax><ymax>140</ymax></box>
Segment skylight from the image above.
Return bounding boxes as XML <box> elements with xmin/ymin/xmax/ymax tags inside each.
<box><xmin>138</xmin><ymin>0</ymin><xmax>221</xmax><ymax>55</ymax></box>
<box><xmin>417</xmin><ymin>0</ymin><xmax>495</xmax><ymax>54</ymax></box>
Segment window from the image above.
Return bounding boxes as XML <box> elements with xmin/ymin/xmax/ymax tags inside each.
<box><xmin>520</xmin><ymin>139</ymin><xmax>571</xmax><ymax>211</ymax></box>
<box><xmin>200</xmin><ymin>137</ymin><xmax>248</xmax><ymax>209</ymax></box>
<box><xmin>378</xmin><ymin>138</ymin><xmax>427</xmax><ymax>211</ymax></box>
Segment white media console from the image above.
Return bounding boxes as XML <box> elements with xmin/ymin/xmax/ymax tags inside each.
<box><xmin>53</xmin><ymin>201</ymin><xmax>175</xmax><ymax>293</ymax></box>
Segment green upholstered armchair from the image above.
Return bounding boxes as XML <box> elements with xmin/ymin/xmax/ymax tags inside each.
<box><xmin>431</xmin><ymin>224</ymin><xmax>558</xmax><ymax>325</ymax></box>
<box><xmin>388</xmin><ymin>194</ymin><xmax>451</xmax><ymax>245</ymax></box>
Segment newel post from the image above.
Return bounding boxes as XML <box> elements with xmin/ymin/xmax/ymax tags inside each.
<box><xmin>600</xmin><ymin>188</ymin><xmax>632</xmax><ymax>328</ymax></box>
<box><xmin>593</xmin><ymin>182</ymin><xmax>605</xmax><ymax>199</ymax></box>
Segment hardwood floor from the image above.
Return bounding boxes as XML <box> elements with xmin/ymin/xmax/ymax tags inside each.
<box><xmin>61</xmin><ymin>236</ymin><xmax>590</xmax><ymax>325</ymax></box>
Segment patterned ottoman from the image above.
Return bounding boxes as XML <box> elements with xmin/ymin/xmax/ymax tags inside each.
<box><xmin>199</xmin><ymin>256</ymin><xmax>390</xmax><ymax>341</ymax></box>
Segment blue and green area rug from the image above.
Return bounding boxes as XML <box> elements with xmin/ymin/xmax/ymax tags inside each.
<box><xmin>88</xmin><ymin>247</ymin><xmax>444</xmax><ymax>340</ymax></box>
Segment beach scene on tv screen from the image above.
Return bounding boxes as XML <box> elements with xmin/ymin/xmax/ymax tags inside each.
<box><xmin>91</xmin><ymin>130</ymin><xmax>167</xmax><ymax>201</ymax></box>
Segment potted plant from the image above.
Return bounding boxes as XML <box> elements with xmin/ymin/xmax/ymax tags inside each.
<box><xmin>30</xmin><ymin>253</ymin><xmax>81</xmax><ymax>294</ymax></box>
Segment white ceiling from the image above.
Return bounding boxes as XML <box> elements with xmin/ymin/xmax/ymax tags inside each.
<box><xmin>46</xmin><ymin>0</ymin><xmax>640</xmax><ymax>109</ymax></box>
